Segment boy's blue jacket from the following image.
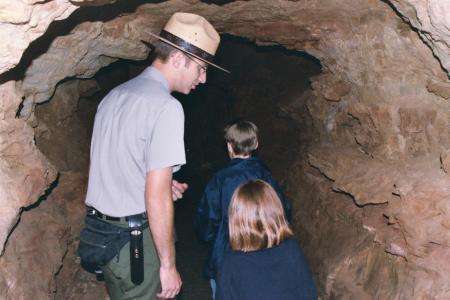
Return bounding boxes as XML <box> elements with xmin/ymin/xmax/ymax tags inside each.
<box><xmin>194</xmin><ymin>157</ymin><xmax>292</xmax><ymax>279</ymax></box>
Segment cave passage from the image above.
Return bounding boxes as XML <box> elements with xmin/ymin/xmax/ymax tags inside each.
<box><xmin>33</xmin><ymin>34</ymin><xmax>321</xmax><ymax>299</ymax></box>
<box><xmin>2</xmin><ymin>1</ymin><xmax>450</xmax><ymax>299</ymax></box>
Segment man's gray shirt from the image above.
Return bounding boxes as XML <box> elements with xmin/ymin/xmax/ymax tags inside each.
<box><xmin>86</xmin><ymin>67</ymin><xmax>186</xmax><ymax>217</ymax></box>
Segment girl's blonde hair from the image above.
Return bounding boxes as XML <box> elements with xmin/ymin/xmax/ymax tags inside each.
<box><xmin>228</xmin><ymin>180</ymin><xmax>293</xmax><ymax>252</ymax></box>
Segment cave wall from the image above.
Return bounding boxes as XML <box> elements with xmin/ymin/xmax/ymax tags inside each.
<box><xmin>0</xmin><ymin>0</ymin><xmax>449</xmax><ymax>298</ymax></box>
<box><xmin>0</xmin><ymin>81</ymin><xmax>57</xmax><ymax>254</ymax></box>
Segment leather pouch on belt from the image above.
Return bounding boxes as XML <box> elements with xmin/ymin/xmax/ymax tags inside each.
<box><xmin>77</xmin><ymin>215</ymin><xmax>129</xmax><ymax>273</ymax></box>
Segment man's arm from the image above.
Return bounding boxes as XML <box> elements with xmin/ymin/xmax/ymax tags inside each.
<box><xmin>145</xmin><ymin>167</ymin><xmax>182</xmax><ymax>299</ymax></box>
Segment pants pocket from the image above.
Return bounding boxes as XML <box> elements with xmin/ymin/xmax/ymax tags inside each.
<box><xmin>103</xmin><ymin>242</ymin><xmax>136</xmax><ymax>295</ymax></box>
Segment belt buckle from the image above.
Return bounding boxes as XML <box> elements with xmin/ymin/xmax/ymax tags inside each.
<box><xmin>87</xmin><ymin>207</ymin><xmax>97</xmax><ymax>216</ymax></box>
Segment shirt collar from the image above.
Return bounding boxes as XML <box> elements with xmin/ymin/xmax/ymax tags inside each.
<box><xmin>141</xmin><ymin>66</ymin><xmax>170</xmax><ymax>91</ymax></box>
<box><xmin>229</xmin><ymin>156</ymin><xmax>257</xmax><ymax>166</ymax></box>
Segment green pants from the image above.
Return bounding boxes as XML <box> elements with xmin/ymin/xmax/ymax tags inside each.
<box><xmin>102</xmin><ymin>220</ymin><xmax>160</xmax><ymax>300</ymax></box>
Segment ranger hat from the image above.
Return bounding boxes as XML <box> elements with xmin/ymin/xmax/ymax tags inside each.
<box><xmin>150</xmin><ymin>12</ymin><xmax>229</xmax><ymax>73</ymax></box>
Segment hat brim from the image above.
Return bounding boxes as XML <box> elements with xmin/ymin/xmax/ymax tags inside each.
<box><xmin>148</xmin><ymin>32</ymin><xmax>230</xmax><ymax>74</ymax></box>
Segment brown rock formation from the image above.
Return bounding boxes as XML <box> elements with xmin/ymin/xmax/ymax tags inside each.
<box><xmin>35</xmin><ymin>79</ymin><xmax>98</xmax><ymax>172</ymax></box>
<box><xmin>0</xmin><ymin>0</ymin><xmax>77</xmax><ymax>73</ymax></box>
<box><xmin>0</xmin><ymin>81</ymin><xmax>57</xmax><ymax>254</ymax></box>
<box><xmin>388</xmin><ymin>0</ymin><xmax>450</xmax><ymax>73</ymax></box>
<box><xmin>442</xmin><ymin>150</ymin><xmax>450</xmax><ymax>173</ymax></box>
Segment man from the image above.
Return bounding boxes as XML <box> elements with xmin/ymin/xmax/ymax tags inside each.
<box><xmin>82</xmin><ymin>12</ymin><xmax>228</xmax><ymax>299</ymax></box>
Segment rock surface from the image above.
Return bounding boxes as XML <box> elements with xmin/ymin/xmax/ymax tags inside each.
<box><xmin>0</xmin><ymin>74</ymin><xmax>105</xmax><ymax>298</ymax></box>
<box><xmin>0</xmin><ymin>0</ymin><xmax>77</xmax><ymax>74</ymax></box>
<box><xmin>388</xmin><ymin>0</ymin><xmax>450</xmax><ymax>74</ymax></box>
<box><xmin>35</xmin><ymin>79</ymin><xmax>98</xmax><ymax>172</ymax></box>
<box><xmin>0</xmin><ymin>171</ymin><xmax>106</xmax><ymax>299</ymax></box>
<box><xmin>0</xmin><ymin>81</ymin><xmax>57</xmax><ymax>255</ymax></box>
<box><xmin>442</xmin><ymin>150</ymin><xmax>450</xmax><ymax>173</ymax></box>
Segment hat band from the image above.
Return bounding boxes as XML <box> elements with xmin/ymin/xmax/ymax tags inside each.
<box><xmin>160</xmin><ymin>30</ymin><xmax>214</xmax><ymax>62</ymax></box>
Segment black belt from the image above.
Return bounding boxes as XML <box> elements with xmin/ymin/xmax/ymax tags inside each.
<box><xmin>86</xmin><ymin>206</ymin><xmax>147</xmax><ymax>222</ymax></box>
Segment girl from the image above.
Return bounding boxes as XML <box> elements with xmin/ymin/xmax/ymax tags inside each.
<box><xmin>217</xmin><ymin>180</ymin><xmax>317</xmax><ymax>300</ymax></box>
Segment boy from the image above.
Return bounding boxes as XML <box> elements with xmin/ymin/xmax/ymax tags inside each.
<box><xmin>194</xmin><ymin>120</ymin><xmax>292</xmax><ymax>298</ymax></box>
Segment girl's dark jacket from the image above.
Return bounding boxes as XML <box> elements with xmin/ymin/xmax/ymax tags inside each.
<box><xmin>194</xmin><ymin>157</ymin><xmax>292</xmax><ymax>279</ymax></box>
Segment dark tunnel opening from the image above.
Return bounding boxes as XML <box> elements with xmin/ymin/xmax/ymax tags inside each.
<box><xmin>32</xmin><ymin>34</ymin><xmax>322</xmax><ymax>298</ymax></box>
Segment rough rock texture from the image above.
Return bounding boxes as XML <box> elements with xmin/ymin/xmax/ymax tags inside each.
<box><xmin>0</xmin><ymin>196</ymin><xmax>69</xmax><ymax>299</ymax></box>
<box><xmin>35</xmin><ymin>79</ymin><xmax>99</xmax><ymax>172</ymax></box>
<box><xmin>0</xmin><ymin>76</ymin><xmax>105</xmax><ymax>297</ymax></box>
<box><xmin>0</xmin><ymin>0</ymin><xmax>77</xmax><ymax>74</ymax></box>
<box><xmin>303</xmin><ymin>147</ymin><xmax>450</xmax><ymax>298</ymax></box>
<box><xmin>0</xmin><ymin>171</ymin><xmax>106</xmax><ymax>299</ymax></box>
<box><xmin>442</xmin><ymin>150</ymin><xmax>450</xmax><ymax>173</ymax></box>
<box><xmin>0</xmin><ymin>81</ymin><xmax>57</xmax><ymax>255</ymax></box>
<box><xmin>428</xmin><ymin>79</ymin><xmax>450</xmax><ymax>99</ymax></box>
<box><xmin>388</xmin><ymin>0</ymin><xmax>450</xmax><ymax>74</ymax></box>
<box><xmin>0</xmin><ymin>0</ymin><xmax>119</xmax><ymax>74</ymax></box>
<box><xmin>0</xmin><ymin>0</ymin><xmax>449</xmax><ymax>299</ymax></box>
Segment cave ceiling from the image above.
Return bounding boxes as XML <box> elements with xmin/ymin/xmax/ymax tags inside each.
<box><xmin>0</xmin><ymin>0</ymin><xmax>445</xmax><ymax>118</ymax></box>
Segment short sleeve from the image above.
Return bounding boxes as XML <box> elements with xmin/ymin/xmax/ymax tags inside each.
<box><xmin>145</xmin><ymin>100</ymin><xmax>186</xmax><ymax>172</ymax></box>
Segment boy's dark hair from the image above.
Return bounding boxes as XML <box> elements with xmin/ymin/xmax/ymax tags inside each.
<box><xmin>224</xmin><ymin>121</ymin><xmax>259</xmax><ymax>156</ymax></box>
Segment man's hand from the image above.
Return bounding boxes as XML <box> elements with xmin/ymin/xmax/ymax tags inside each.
<box><xmin>171</xmin><ymin>180</ymin><xmax>188</xmax><ymax>201</ymax></box>
<box><xmin>157</xmin><ymin>265</ymin><xmax>182</xmax><ymax>299</ymax></box>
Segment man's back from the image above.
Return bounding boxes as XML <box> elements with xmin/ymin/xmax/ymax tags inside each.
<box><xmin>86</xmin><ymin>67</ymin><xmax>185</xmax><ymax>217</ymax></box>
